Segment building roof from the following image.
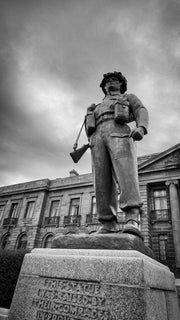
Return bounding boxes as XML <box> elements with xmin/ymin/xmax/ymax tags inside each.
<box><xmin>137</xmin><ymin>153</ymin><xmax>159</xmax><ymax>165</ymax></box>
<box><xmin>138</xmin><ymin>142</ymin><xmax>180</xmax><ymax>170</ymax></box>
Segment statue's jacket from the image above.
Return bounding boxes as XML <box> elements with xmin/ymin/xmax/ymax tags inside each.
<box><xmin>85</xmin><ymin>92</ymin><xmax>149</xmax><ymax>215</ymax></box>
<box><xmin>85</xmin><ymin>92</ymin><xmax>148</xmax><ymax>138</ymax></box>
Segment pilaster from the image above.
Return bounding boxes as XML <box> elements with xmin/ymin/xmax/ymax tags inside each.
<box><xmin>166</xmin><ymin>180</ymin><xmax>180</xmax><ymax>267</ymax></box>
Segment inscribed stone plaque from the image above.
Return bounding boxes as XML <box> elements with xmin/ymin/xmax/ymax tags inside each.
<box><xmin>8</xmin><ymin>249</ymin><xmax>180</xmax><ymax>320</ymax></box>
<box><xmin>32</xmin><ymin>277</ymin><xmax>110</xmax><ymax>320</ymax></box>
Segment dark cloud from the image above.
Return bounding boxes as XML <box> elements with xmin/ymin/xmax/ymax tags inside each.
<box><xmin>0</xmin><ymin>0</ymin><xmax>179</xmax><ymax>186</ymax></box>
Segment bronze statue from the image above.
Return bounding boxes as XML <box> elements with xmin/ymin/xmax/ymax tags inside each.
<box><xmin>85</xmin><ymin>72</ymin><xmax>148</xmax><ymax>238</ymax></box>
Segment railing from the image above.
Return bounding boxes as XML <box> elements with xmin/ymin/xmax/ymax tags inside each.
<box><xmin>64</xmin><ymin>215</ymin><xmax>81</xmax><ymax>226</ymax></box>
<box><xmin>151</xmin><ymin>209</ymin><xmax>170</xmax><ymax>221</ymax></box>
<box><xmin>44</xmin><ymin>216</ymin><xmax>60</xmax><ymax>227</ymax></box>
<box><xmin>3</xmin><ymin>217</ymin><xmax>18</xmax><ymax>227</ymax></box>
<box><xmin>86</xmin><ymin>214</ymin><xmax>99</xmax><ymax>225</ymax></box>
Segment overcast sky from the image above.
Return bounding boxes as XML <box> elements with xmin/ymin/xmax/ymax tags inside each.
<box><xmin>0</xmin><ymin>0</ymin><xmax>180</xmax><ymax>186</ymax></box>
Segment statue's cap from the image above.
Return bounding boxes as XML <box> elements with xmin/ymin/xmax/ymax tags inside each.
<box><xmin>100</xmin><ymin>71</ymin><xmax>127</xmax><ymax>94</ymax></box>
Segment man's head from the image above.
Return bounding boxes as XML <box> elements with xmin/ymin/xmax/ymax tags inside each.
<box><xmin>100</xmin><ymin>71</ymin><xmax>127</xmax><ymax>94</ymax></box>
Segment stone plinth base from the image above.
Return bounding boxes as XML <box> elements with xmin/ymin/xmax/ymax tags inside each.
<box><xmin>9</xmin><ymin>249</ymin><xmax>179</xmax><ymax>320</ymax></box>
<box><xmin>52</xmin><ymin>233</ymin><xmax>154</xmax><ymax>258</ymax></box>
<box><xmin>0</xmin><ymin>308</ymin><xmax>9</xmax><ymax>320</ymax></box>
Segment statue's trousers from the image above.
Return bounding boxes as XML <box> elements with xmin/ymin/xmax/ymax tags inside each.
<box><xmin>90</xmin><ymin>120</ymin><xmax>142</xmax><ymax>222</ymax></box>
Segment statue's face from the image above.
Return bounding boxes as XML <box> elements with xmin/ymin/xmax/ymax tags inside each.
<box><xmin>104</xmin><ymin>77</ymin><xmax>122</xmax><ymax>93</ymax></box>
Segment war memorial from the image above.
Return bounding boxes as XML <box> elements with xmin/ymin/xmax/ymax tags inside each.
<box><xmin>5</xmin><ymin>72</ymin><xmax>180</xmax><ymax>319</ymax></box>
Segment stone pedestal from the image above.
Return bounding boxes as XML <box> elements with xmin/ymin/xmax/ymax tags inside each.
<box><xmin>52</xmin><ymin>233</ymin><xmax>154</xmax><ymax>258</ymax></box>
<box><xmin>9</xmin><ymin>249</ymin><xmax>179</xmax><ymax>320</ymax></box>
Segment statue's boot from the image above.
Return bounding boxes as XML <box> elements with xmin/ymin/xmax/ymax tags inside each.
<box><xmin>96</xmin><ymin>220</ymin><xmax>119</xmax><ymax>234</ymax></box>
<box><xmin>123</xmin><ymin>208</ymin><xmax>143</xmax><ymax>240</ymax></box>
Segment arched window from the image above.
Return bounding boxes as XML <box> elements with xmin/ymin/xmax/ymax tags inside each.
<box><xmin>1</xmin><ymin>234</ymin><xmax>10</xmax><ymax>250</ymax></box>
<box><xmin>43</xmin><ymin>234</ymin><xmax>53</xmax><ymax>248</ymax></box>
<box><xmin>17</xmin><ymin>234</ymin><xmax>27</xmax><ymax>250</ymax></box>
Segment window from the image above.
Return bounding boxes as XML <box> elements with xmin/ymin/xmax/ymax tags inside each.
<box><xmin>9</xmin><ymin>203</ymin><xmax>19</xmax><ymax>218</ymax></box>
<box><xmin>69</xmin><ymin>198</ymin><xmax>80</xmax><ymax>216</ymax></box>
<box><xmin>49</xmin><ymin>200</ymin><xmax>60</xmax><ymax>217</ymax></box>
<box><xmin>1</xmin><ymin>234</ymin><xmax>10</xmax><ymax>250</ymax></box>
<box><xmin>17</xmin><ymin>234</ymin><xmax>27</xmax><ymax>250</ymax></box>
<box><xmin>0</xmin><ymin>205</ymin><xmax>5</xmax><ymax>222</ymax></box>
<box><xmin>158</xmin><ymin>234</ymin><xmax>168</xmax><ymax>261</ymax></box>
<box><xmin>43</xmin><ymin>234</ymin><xmax>53</xmax><ymax>248</ymax></box>
<box><xmin>153</xmin><ymin>189</ymin><xmax>168</xmax><ymax>220</ymax></box>
<box><xmin>91</xmin><ymin>196</ymin><xmax>96</xmax><ymax>215</ymax></box>
<box><xmin>24</xmin><ymin>201</ymin><xmax>35</xmax><ymax>219</ymax></box>
<box><xmin>44</xmin><ymin>200</ymin><xmax>60</xmax><ymax>226</ymax></box>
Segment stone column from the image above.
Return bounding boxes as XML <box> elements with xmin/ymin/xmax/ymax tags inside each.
<box><xmin>166</xmin><ymin>180</ymin><xmax>180</xmax><ymax>267</ymax></box>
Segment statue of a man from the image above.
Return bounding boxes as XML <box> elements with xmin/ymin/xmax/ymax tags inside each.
<box><xmin>85</xmin><ymin>72</ymin><xmax>148</xmax><ymax>238</ymax></box>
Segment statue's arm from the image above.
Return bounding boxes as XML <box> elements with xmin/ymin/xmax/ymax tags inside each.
<box><xmin>127</xmin><ymin>93</ymin><xmax>149</xmax><ymax>134</ymax></box>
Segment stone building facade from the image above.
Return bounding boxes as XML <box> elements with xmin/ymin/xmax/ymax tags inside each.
<box><xmin>0</xmin><ymin>143</ymin><xmax>180</xmax><ymax>282</ymax></box>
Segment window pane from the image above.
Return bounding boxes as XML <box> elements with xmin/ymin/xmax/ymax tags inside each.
<box><xmin>154</xmin><ymin>198</ymin><xmax>161</xmax><ymax>210</ymax></box>
<box><xmin>71</xmin><ymin>198</ymin><xmax>79</xmax><ymax>205</ymax></box>
<box><xmin>17</xmin><ymin>234</ymin><xmax>27</xmax><ymax>250</ymax></box>
<box><xmin>50</xmin><ymin>200</ymin><xmax>60</xmax><ymax>217</ymax></box>
<box><xmin>10</xmin><ymin>203</ymin><xmax>19</xmax><ymax>218</ymax></box>
<box><xmin>69</xmin><ymin>198</ymin><xmax>80</xmax><ymax>216</ymax></box>
<box><xmin>24</xmin><ymin>202</ymin><xmax>35</xmax><ymax>219</ymax></box>
<box><xmin>154</xmin><ymin>198</ymin><xmax>168</xmax><ymax>210</ymax></box>
<box><xmin>1</xmin><ymin>235</ymin><xmax>10</xmax><ymax>250</ymax></box>
<box><xmin>154</xmin><ymin>190</ymin><xmax>166</xmax><ymax>197</ymax></box>
<box><xmin>91</xmin><ymin>196</ymin><xmax>96</xmax><ymax>215</ymax></box>
<box><xmin>160</xmin><ymin>198</ymin><xmax>168</xmax><ymax>209</ymax></box>
<box><xmin>153</xmin><ymin>189</ymin><xmax>167</xmax><ymax>210</ymax></box>
<box><xmin>155</xmin><ymin>210</ymin><xmax>168</xmax><ymax>219</ymax></box>
<box><xmin>159</xmin><ymin>235</ymin><xmax>168</xmax><ymax>261</ymax></box>
<box><xmin>0</xmin><ymin>205</ymin><xmax>5</xmax><ymax>222</ymax></box>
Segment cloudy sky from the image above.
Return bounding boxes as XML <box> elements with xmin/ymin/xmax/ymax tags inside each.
<box><xmin>0</xmin><ymin>0</ymin><xmax>180</xmax><ymax>186</ymax></box>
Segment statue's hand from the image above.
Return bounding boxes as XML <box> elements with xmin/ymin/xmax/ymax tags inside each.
<box><xmin>130</xmin><ymin>127</ymin><xmax>145</xmax><ymax>141</ymax></box>
<box><xmin>87</xmin><ymin>104</ymin><xmax>96</xmax><ymax>112</ymax></box>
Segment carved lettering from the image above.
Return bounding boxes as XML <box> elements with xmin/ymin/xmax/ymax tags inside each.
<box><xmin>36</xmin><ymin>308</ymin><xmax>110</xmax><ymax>320</ymax></box>
<box><xmin>32</xmin><ymin>278</ymin><xmax>111</xmax><ymax>320</ymax></box>
<box><xmin>44</xmin><ymin>279</ymin><xmax>101</xmax><ymax>295</ymax></box>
